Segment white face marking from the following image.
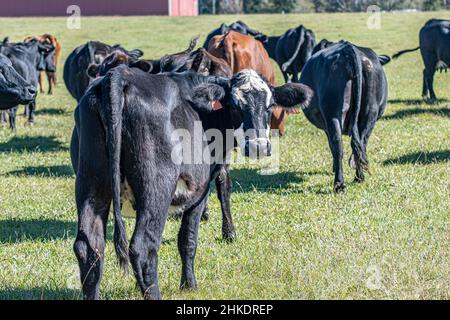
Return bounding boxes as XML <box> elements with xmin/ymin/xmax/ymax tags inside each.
<box><xmin>231</xmin><ymin>69</ymin><xmax>272</xmax><ymax>109</ymax></box>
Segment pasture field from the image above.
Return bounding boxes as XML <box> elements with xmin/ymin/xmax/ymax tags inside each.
<box><xmin>0</xmin><ymin>12</ymin><xmax>449</xmax><ymax>300</ymax></box>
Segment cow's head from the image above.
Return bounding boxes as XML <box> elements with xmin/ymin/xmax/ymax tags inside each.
<box><xmin>0</xmin><ymin>53</ymin><xmax>36</xmax><ymax>109</ymax></box>
<box><xmin>192</xmin><ymin>69</ymin><xmax>313</xmax><ymax>158</ymax></box>
<box><xmin>87</xmin><ymin>51</ymin><xmax>152</xmax><ymax>78</ymax></box>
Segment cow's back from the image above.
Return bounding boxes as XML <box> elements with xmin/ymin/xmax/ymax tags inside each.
<box><xmin>208</xmin><ymin>31</ymin><xmax>276</xmax><ymax>85</ymax></box>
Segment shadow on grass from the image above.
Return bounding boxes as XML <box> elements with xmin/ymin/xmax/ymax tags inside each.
<box><xmin>5</xmin><ymin>165</ymin><xmax>74</xmax><ymax>177</ymax></box>
<box><xmin>36</xmin><ymin>108</ymin><xmax>67</xmax><ymax>116</ymax></box>
<box><xmin>388</xmin><ymin>98</ymin><xmax>449</xmax><ymax>105</ymax></box>
<box><xmin>0</xmin><ymin>136</ymin><xmax>67</xmax><ymax>153</ymax></box>
<box><xmin>382</xmin><ymin>107</ymin><xmax>450</xmax><ymax>120</ymax></box>
<box><xmin>0</xmin><ymin>219</ymin><xmax>76</xmax><ymax>243</ymax></box>
<box><xmin>383</xmin><ymin>150</ymin><xmax>450</xmax><ymax>165</ymax></box>
<box><xmin>0</xmin><ymin>288</ymin><xmax>81</xmax><ymax>300</ymax></box>
<box><xmin>228</xmin><ymin>168</ymin><xmax>324</xmax><ymax>193</ymax></box>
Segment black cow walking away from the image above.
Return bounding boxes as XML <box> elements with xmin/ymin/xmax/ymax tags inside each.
<box><xmin>70</xmin><ymin>56</ymin><xmax>312</xmax><ymax>299</ymax></box>
<box><xmin>63</xmin><ymin>41</ymin><xmax>143</xmax><ymax>101</ymax></box>
<box><xmin>202</xmin><ymin>20</ymin><xmax>266</xmax><ymax>48</ymax></box>
<box><xmin>0</xmin><ymin>53</ymin><xmax>36</xmax><ymax>110</ymax></box>
<box><xmin>393</xmin><ymin>19</ymin><xmax>450</xmax><ymax>100</ymax></box>
<box><xmin>0</xmin><ymin>39</ymin><xmax>54</xmax><ymax>129</ymax></box>
<box><xmin>300</xmin><ymin>41</ymin><xmax>388</xmax><ymax>193</ymax></box>
<box><xmin>256</xmin><ymin>25</ymin><xmax>316</xmax><ymax>83</ymax></box>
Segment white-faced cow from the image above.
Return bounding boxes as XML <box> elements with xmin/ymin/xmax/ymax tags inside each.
<box><xmin>393</xmin><ymin>19</ymin><xmax>449</xmax><ymax>100</ymax></box>
<box><xmin>300</xmin><ymin>41</ymin><xmax>388</xmax><ymax>193</ymax></box>
<box><xmin>70</xmin><ymin>53</ymin><xmax>312</xmax><ymax>299</ymax></box>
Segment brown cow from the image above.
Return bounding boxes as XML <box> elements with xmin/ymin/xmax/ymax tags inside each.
<box><xmin>208</xmin><ymin>30</ymin><xmax>295</xmax><ymax>136</ymax></box>
<box><xmin>24</xmin><ymin>34</ymin><xmax>61</xmax><ymax>94</ymax></box>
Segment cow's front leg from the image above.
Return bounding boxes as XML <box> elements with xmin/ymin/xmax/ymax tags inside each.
<box><xmin>326</xmin><ymin>118</ymin><xmax>345</xmax><ymax>193</ymax></box>
<box><xmin>178</xmin><ymin>196</ymin><xmax>207</xmax><ymax>290</ymax></box>
<box><xmin>46</xmin><ymin>71</ymin><xmax>55</xmax><ymax>95</ymax></box>
<box><xmin>215</xmin><ymin>164</ymin><xmax>236</xmax><ymax>241</ymax></box>
<box><xmin>73</xmin><ymin>179</ymin><xmax>110</xmax><ymax>300</ymax></box>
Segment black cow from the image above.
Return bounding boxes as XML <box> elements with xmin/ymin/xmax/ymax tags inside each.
<box><xmin>312</xmin><ymin>39</ymin><xmax>392</xmax><ymax>66</ymax></box>
<box><xmin>256</xmin><ymin>25</ymin><xmax>316</xmax><ymax>83</ymax></box>
<box><xmin>203</xmin><ymin>20</ymin><xmax>266</xmax><ymax>48</ymax></box>
<box><xmin>63</xmin><ymin>41</ymin><xmax>143</xmax><ymax>101</ymax></box>
<box><xmin>0</xmin><ymin>53</ymin><xmax>36</xmax><ymax>109</ymax></box>
<box><xmin>393</xmin><ymin>19</ymin><xmax>449</xmax><ymax>100</ymax></box>
<box><xmin>70</xmin><ymin>58</ymin><xmax>312</xmax><ymax>299</ymax></box>
<box><xmin>0</xmin><ymin>39</ymin><xmax>54</xmax><ymax>129</ymax></box>
<box><xmin>300</xmin><ymin>41</ymin><xmax>388</xmax><ymax>192</ymax></box>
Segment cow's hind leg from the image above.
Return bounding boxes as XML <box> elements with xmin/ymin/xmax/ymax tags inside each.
<box><xmin>130</xmin><ymin>197</ymin><xmax>170</xmax><ymax>300</ymax></box>
<box><xmin>422</xmin><ymin>69</ymin><xmax>429</xmax><ymax>99</ymax></box>
<box><xmin>73</xmin><ymin>181</ymin><xmax>111</xmax><ymax>300</ymax></box>
<box><xmin>178</xmin><ymin>196</ymin><xmax>207</xmax><ymax>290</ymax></box>
<box><xmin>326</xmin><ymin>118</ymin><xmax>345</xmax><ymax>193</ymax></box>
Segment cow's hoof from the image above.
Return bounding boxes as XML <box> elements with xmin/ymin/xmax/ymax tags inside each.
<box><xmin>222</xmin><ymin>229</ymin><xmax>236</xmax><ymax>242</ymax></box>
<box><xmin>334</xmin><ymin>182</ymin><xmax>346</xmax><ymax>193</ymax></box>
<box><xmin>200</xmin><ymin>208</ymin><xmax>209</xmax><ymax>221</ymax></box>
<box><xmin>25</xmin><ymin>121</ymin><xmax>34</xmax><ymax>127</ymax></box>
<box><xmin>180</xmin><ymin>278</ymin><xmax>198</xmax><ymax>291</ymax></box>
<box><xmin>354</xmin><ymin>176</ymin><xmax>365</xmax><ymax>183</ymax></box>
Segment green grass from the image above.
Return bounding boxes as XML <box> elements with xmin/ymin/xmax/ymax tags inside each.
<box><xmin>0</xmin><ymin>12</ymin><xmax>449</xmax><ymax>300</ymax></box>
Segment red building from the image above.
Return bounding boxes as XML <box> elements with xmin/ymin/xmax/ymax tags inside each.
<box><xmin>0</xmin><ymin>0</ymin><xmax>198</xmax><ymax>17</ymax></box>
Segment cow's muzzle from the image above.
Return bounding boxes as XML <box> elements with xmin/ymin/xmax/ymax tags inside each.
<box><xmin>244</xmin><ymin>138</ymin><xmax>272</xmax><ymax>159</ymax></box>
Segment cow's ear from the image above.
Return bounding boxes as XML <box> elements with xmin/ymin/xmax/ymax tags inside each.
<box><xmin>127</xmin><ymin>49</ymin><xmax>143</xmax><ymax>59</ymax></box>
<box><xmin>129</xmin><ymin>60</ymin><xmax>153</xmax><ymax>73</ymax></box>
<box><xmin>273</xmin><ymin>83</ymin><xmax>313</xmax><ymax>110</ymax></box>
<box><xmin>87</xmin><ymin>63</ymin><xmax>100</xmax><ymax>78</ymax></box>
<box><xmin>191</xmin><ymin>83</ymin><xmax>226</xmax><ymax>113</ymax></box>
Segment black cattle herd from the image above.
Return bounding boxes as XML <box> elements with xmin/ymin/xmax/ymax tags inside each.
<box><xmin>0</xmin><ymin>18</ymin><xmax>448</xmax><ymax>300</ymax></box>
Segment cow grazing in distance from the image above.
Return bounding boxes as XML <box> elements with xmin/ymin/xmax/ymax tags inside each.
<box><xmin>0</xmin><ymin>39</ymin><xmax>54</xmax><ymax>129</ymax></box>
<box><xmin>300</xmin><ymin>41</ymin><xmax>388</xmax><ymax>192</ymax></box>
<box><xmin>24</xmin><ymin>34</ymin><xmax>62</xmax><ymax>94</ymax></box>
<box><xmin>256</xmin><ymin>25</ymin><xmax>317</xmax><ymax>83</ymax></box>
<box><xmin>203</xmin><ymin>20</ymin><xmax>267</xmax><ymax>49</ymax></box>
<box><xmin>0</xmin><ymin>53</ymin><xmax>36</xmax><ymax>109</ymax></box>
<box><xmin>208</xmin><ymin>30</ymin><xmax>296</xmax><ymax>137</ymax></box>
<box><xmin>393</xmin><ymin>19</ymin><xmax>449</xmax><ymax>100</ymax></box>
<box><xmin>63</xmin><ymin>41</ymin><xmax>143</xmax><ymax>101</ymax></box>
<box><xmin>70</xmin><ymin>56</ymin><xmax>312</xmax><ymax>299</ymax></box>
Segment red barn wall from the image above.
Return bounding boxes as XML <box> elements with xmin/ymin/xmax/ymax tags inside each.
<box><xmin>0</xmin><ymin>0</ymin><xmax>197</xmax><ymax>17</ymax></box>
<box><xmin>170</xmin><ymin>0</ymin><xmax>198</xmax><ymax>16</ymax></box>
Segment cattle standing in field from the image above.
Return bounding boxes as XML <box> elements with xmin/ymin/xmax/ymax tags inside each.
<box><xmin>255</xmin><ymin>25</ymin><xmax>317</xmax><ymax>83</ymax></box>
<box><xmin>208</xmin><ymin>30</ymin><xmax>297</xmax><ymax>136</ymax></box>
<box><xmin>70</xmin><ymin>53</ymin><xmax>312</xmax><ymax>299</ymax></box>
<box><xmin>24</xmin><ymin>34</ymin><xmax>61</xmax><ymax>95</ymax></box>
<box><xmin>0</xmin><ymin>53</ymin><xmax>36</xmax><ymax>109</ymax></box>
<box><xmin>63</xmin><ymin>41</ymin><xmax>143</xmax><ymax>101</ymax></box>
<box><xmin>300</xmin><ymin>41</ymin><xmax>388</xmax><ymax>193</ymax></box>
<box><xmin>0</xmin><ymin>39</ymin><xmax>54</xmax><ymax>129</ymax></box>
<box><xmin>393</xmin><ymin>19</ymin><xmax>450</xmax><ymax>100</ymax></box>
<box><xmin>203</xmin><ymin>20</ymin><xmax>266</xmax><ymax>49</ymax></box>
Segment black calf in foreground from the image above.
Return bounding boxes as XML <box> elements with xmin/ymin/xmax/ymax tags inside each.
<box><xmin>393</xmin><ymin>19</ymin><xmax>449</xmax><ymax>100</ymax></box>
<box><xmin>0</xmin><ymin>39</ymin><xmax>54</xmax><ymax>129</ymax></box>
<box><xmin>256</xmin><ymin>25</ymin><xmax>316</xmax><ymax>83</ymax></box>
<box><xmin>300</xmin><ymin>41</ymin><xmax>388</xmax><ymax>192</ymax></box>
<box><xmin>63</xmin><ymin>41</ymin><xmax>143</xmax><ymax>101</ymax></box>
<box><xmin>0</xmin><ymin>53</ymin><xmax>36</xmax><ymax>110</ymax></box>
<box><xmin>70</xmin><ymin>57</ymin><xmax>312</xmax><ymax>299</ymax></box>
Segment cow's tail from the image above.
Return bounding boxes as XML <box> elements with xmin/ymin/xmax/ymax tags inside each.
<box><xmin>100</xmin><ymin>69</ymin><xmax>129</xmax><ymax>272</ymax></box>
<box><xmin>281</xmin><ymin>27</ymin><xmax>305</xmax><ymax>72</ymax></box>
<box><xmin>347</xmin><ymin>44</ymin><xmax>368</xmax><ymax>172</ymax></box>
<box><xmin>392</xmin><ymin>46</ymin><xmax>420</xmax><ymax>59</ymax></box>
